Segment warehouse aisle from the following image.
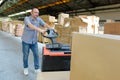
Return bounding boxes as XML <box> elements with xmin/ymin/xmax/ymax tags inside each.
<box><xmin>0</xmin><ymin>31</ymin><xmax>43</xmax><ymax>80</ymax></box>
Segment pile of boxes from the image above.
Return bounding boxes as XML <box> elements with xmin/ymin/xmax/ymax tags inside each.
<box><xmin>38</xmin><ymin>15</ymin><xmax>57</xmax><ymax>43</ymax></box>
<box><xmin>15</xmin><ymin>23</ymin><xmax>24</xmax><ymax>36</ymax></box>
<box><xmin>1</xmin><ymin>20</ymin><xmax>24</xmax><ymax>36</ymax></box>
<box><xmin>0</xmin><ymin>21</ymin><xmax>2</xmax><ymax>30</ymax></box>
<box><xmin>0</xmin><ymin>13</ymin><xmax>101</xmax><ymax>46</ymax></box>
<box><xmin>55</xmin><ymin>13</ymin><xmax>100</xmax><ymax>46</ymax></box>
<box><xmin>104</xmin><ymin>22</ymin><xmax>120</xmax><ymax>35</ymax></box>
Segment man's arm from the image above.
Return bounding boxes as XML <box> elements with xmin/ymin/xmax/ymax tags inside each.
<box><xmin>28</xmin><ymin>23</ymin><xmax>45</xmax><ymax>33</ymax></box>
<box><xmin>43</xmin><ymin>23</ymin><xmax>57</xmax><ymax>32</ymax></box>
<box><xmin>43</xmin><ymin>23</ymin><xmax>51</xmax><ymax>29</ymax></box>
<box><xmin>24</xmin><ymin>17</ymin><xmax>45</xmax><ymax>33</ymax></box>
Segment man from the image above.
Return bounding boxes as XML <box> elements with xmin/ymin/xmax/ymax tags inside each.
<box><xmin>22</xmin><ymin>8</ymin><xmax>50</xmax><ymax>75</ymax></box>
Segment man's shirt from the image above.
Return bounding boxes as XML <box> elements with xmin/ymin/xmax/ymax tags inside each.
<box><xmin>22</xmin><ymin>16</ymin><xmax>45</xmax><ymax>44</ymax></box>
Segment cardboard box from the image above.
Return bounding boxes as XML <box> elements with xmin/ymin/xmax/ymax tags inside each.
<box><xmin>71</xmin><ymin>32</ymin><xmax>120</xmax><ymax>80</ymax></box>
<box><xmin>104</xmin><ymin>22</ymin><xmax>120</xmax><ymax>35</ymax></box>
<box><xmin>0</xmin><ymin>21</ymin><xmax>2</xmax><ymax>30</ymax></box>
<box><xmin>40</xmin><ymin>15</ymin><xmax>57</xmax><ymax>22</ymax></box>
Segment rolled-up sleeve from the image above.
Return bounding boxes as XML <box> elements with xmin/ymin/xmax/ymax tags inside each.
<box><xmin>38</xmin><ymin>18</ymin><xmax>45</xmax><ymax>27</ymax></box>
<box><xmin>24</xmin><ymin>17</ymin><xmax>31</xmax><ymax>25</ymax></box>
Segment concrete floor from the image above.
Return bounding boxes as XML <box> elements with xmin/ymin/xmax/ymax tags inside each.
<box><xmin>0</xmin><ymin>31</ymin><xmax>70</xmax><ymax>80</ymax></box>
<box><xmin>0</xmin><ymin>31</ymin><xmax>43</xmax><ymax>80</ymax></box>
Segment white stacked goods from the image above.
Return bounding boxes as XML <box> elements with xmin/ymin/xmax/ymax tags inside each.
<box><xmin>58</xmin><ymin>13</ymin><xmax>69</xmax><ymax>26</ymax></box>
<box><xmin>79</xmin><ymin>15</ymin><xmax>100</xmax><ymax>34</ymax></box>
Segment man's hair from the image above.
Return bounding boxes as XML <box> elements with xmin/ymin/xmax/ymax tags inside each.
<box><xmin>32</xmin><ymin>8</ymin><xmax>38</xmax><ymax>12</ymax></box>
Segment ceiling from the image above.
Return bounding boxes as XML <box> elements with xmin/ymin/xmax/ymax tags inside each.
<box><xmin>0</xmin><ymin>0</ymin><xmax>120</xmax><ymax>20</ymax></box>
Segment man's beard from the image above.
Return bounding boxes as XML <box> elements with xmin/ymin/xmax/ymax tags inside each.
<box><xmin>35</xmin><ymin>15</ymin><xmax>38</xmax><ymax>18</ymax></box>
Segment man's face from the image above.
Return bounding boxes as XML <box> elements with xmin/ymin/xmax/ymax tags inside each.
<box><xmin>31</xmin><ymin>9</ymin><xmax>39</xmax><ymax>18</ymax></box>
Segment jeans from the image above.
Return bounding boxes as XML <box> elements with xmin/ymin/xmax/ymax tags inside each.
<box><xmin>22</xmin><ymin>41</ymin><xmax>39</xmax><ymax>69</ymax></box>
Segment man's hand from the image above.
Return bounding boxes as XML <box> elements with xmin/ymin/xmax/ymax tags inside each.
<box><xmin>40</xmin><ymin>29</ymin><xmax>46</xmax><ymax>34</ymax></box>
<box><xmin>38</xmin><ymin>28</ymin><xmax>46</xmax><ymax>34</ymax></box>
<box><xmin>54</xmin><ymin>29</ymin><xmax>57</xmax><ymax>32</ymax></box>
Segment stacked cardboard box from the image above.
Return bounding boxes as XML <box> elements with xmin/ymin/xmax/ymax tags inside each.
<box><xmin>64</xmin><ymin>15</ymin><xmax>100</xmax><ymax>34</ymax></box>
<box><xmin>38</xmin><ymin>32</ymin><xmax>51</xmax><ymax>44</ymax></box>
<box><xmin>38</xmin><ymin>32</ymin><xmax>42</xmax><ymax>43</ymax></box>
<box><xmin>7</xmin><ymin>21</ymin><xmax>16</xmax><ymax>35</ymax></box>
<box><xmin>56</xmin><ymin>17</ymin><xmax>87</xmax><ymax>46</ymax></box>
<box><xmin>56</xmin><ymin>26</ymin><xmax>71</xmax><ymax>44</ymax></box>
<box><xmin>1</xmin><ymin>20</ymin><xmax>24</xmax><ymax>36</ymax></box>
<box><xmin>0</xmin><ymin>21</ymin><xmax>2</xmax><ymax>30</ymax></box>
<box><xmin>10</xmin><ymin>21</ymin><xmax>24</xmax><ymax>36</ymax></box>
<box><xmin>38</xmin><ymin>15</ymin><xmax>57</xmax><ymax>43</ymax></box>
<box><xmin>55</xmin><ymin>24</ymin><xmax>79</xmax><ymax>47</ymax></box>
<box><xmin>2</xmin><ymin>21</ymin><xmax>13</xmax><ymax>33</ymax></box>
<box><xmin>38</xmin><ymin>27</ymin><xmax>51</xmax><ymax>44</ymax></box>
<box><xmin>2</xmin><ymin>21</ymin><xmax>8</xmax><ymax>32</ymax></box>
<box><xmin>38</xmin><ymin>14</ymin><xmax>99</xmax><ymax>45</ymax></box>
<box><xmin>64</xmin><ymin>17</ymin><xmax>87</xmax><ymax>32</ymax></box>
<box><xmin>39</xmin><ymin>15</ymin><xmax>57</xmax><ymax>23</ymax></box>
<box><xmin>15</xmin><ymin>24</ymin><xmax>24</xmax><ymax>37</ymax></box>
<box><xmin>104</xmin><ymin>22</ymin><xmax>120</xmax><ymax>35</ymax></box>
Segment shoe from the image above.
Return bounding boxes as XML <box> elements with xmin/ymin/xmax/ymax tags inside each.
<box><xmin>35</xmin><ymin>69</ymin><xmax>41</xmax><ymax>73</ymax></box>
<box><xmin>24</xmin><ymin>68</ymin><xmax>28</xmax><ymax>75</ymax></box>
